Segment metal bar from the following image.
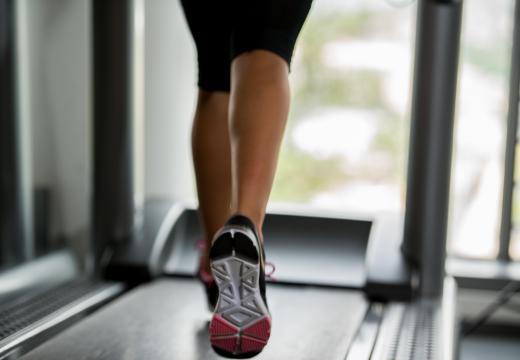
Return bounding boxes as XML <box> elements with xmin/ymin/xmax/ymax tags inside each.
<box><xmin>344</xmin><ymin>304</ymin><xmax>383</xmax><ymax>360</ymax></box>
<box><xmin>0</xmin><ymin>0</ymin><xmax>32</xmax><ymax>265</ymax></box>
<box><xmin>0</xmin><ymin>250</ymin><xmax>79</xmax><ymax>297</ymax></box>
<box><xmin>498</xmin><ymin>0</ymin><xmax>520</xmax><ymax>261</ymax></box>
<box><xmin>91</xmin><ymin>0</ymin><xmax>136</xmax><ymax>266</ymax></box>
<box><xmin>0</xmin><ymin>280</ymin><xmax>124</xmax><ymax>358</ymax></box>
<box><xmin>403</xmin><ymin>0</ymin><xmax>463</xmax><ymax>298</ymax></box>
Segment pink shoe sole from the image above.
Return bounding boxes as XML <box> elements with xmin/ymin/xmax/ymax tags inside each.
<box><xmin>210</xmin><ymin>314</ymin><xmax>271</xmax><ymax>354</ymax></box>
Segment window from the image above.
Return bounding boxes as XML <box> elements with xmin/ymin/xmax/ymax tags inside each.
<box><xmin>449</xmin><ymin>0</ymin><xmax>514</xmax><ymax>259</ymax></box>
<box><xmin>271</xmin><ymin>0</ymin><xmax>518</xmax><ymax>261</ymax></box>
<box><xmin>271</xmin><ymin>0</ymin><xmax>416</xmax><ymax>215</ymax></box>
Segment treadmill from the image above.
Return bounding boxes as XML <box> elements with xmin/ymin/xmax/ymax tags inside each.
<box><xmin>0</xmin><ymin>0</ymin><xmax>462</xmax><ymax>359</ymax></box>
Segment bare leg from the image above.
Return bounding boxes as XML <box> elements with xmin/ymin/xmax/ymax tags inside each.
<box><xmin>193</xmin><ymin>50</ymin><xmax>289</xmax><ymax>257</ymax></box>
<box><xmin>191</xmin><ymin>90</ymin><xmax>232</xmax><ymax>271</ymax></box>
<box><xmin>229</xmin><ymin>50</ymin><xmax>290</xmax><ymax>241</ymax></box>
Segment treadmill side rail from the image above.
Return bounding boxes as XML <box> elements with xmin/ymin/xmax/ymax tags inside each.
<box><xmin>370</xmin><ymin>277</ymin><xmax>458</xmax><ymax>360</ymax></box>
<box><xmin>364</xmin><ymin>213</ymin><xmax>416</xmax><ymax>301</ymax></box>
<box><xmin>345</xmin><ymin>304</ymin><xmax>384</xmax><ymax>360</ymax></box>
<box><xmin>441</xmin><ymin>277</ymin><xmax>459</xmax><ymax>360</ymax></box>
<box><xmin>0</xmin><ymin>279</ymin><xmax>124</xmax><ymax>359</ymax></box>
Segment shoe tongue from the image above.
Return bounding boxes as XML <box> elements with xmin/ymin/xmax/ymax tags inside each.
<box><xmin>227</xmin><ymin>214</ymin><xmax>259</xmax><ymax>239</ymax></box>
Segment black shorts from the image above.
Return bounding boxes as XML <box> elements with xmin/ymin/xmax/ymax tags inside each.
<box><xmin>180</xmin><ymin>0</ymin><xmax>313</xmax><ymax>92</ymax></box>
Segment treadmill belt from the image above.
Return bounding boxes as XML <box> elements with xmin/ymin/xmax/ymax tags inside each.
<box><xmin>21</xmin><ymin>278</ymin><xmax>368</xmax><ymax>360</ymax></box>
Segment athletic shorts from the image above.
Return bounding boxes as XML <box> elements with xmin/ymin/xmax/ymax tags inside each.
<box><xmin>180</xmin><ymin>0</ymin><xmax>313</xmax><ymax>92</ymax></box>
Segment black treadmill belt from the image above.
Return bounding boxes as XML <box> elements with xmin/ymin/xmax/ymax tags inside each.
<box><xmin>21</xmin><ymin>279</ymin><xmax>368</xmax><ymax>360</ymax></box>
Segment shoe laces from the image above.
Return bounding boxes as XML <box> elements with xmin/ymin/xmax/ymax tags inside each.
<box><xmin>195</xmin><ymin>238</ymin><xmax>207</xmax><ymax>251</ymax></box>
<box><xmin>195</xmin><ymin>239</ymin><xmax>214</xmax><ymax>285</ymax></box>
<box><xmin>265</xmin><ymin>261</ymin><xmax>276</xmax><ymax>281</ymax></box>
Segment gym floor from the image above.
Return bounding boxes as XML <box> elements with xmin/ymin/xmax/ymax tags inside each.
<box><xmin>461</xmin><ymin>333</ymin><xmax>520</xmax><ymax>360</ymax></box>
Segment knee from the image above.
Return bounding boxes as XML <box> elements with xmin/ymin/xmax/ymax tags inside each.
<box><xmin>197</xmin><ymin>89</ymin><xmax>229</xmax><ymax>107</ymax></box>
<box><xmin>232</xmin><ymin>50</ymin><xmax>288</xmax><ymax>85</ymax></box>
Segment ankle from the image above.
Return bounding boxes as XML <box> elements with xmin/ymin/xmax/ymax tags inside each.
<box><xmin>227</xmin><ymin>212</ymin><xmax>264</xmax><ymax>243</ymax></box>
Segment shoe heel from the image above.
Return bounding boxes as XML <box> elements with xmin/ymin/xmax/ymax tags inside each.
<box><xmin>209</xmin><ymin>253</ymin><xmax>270</xmax><ymax>356</ymax></box>
<box><xmin>209</xmin><ymin>228</ymin><xmax>270</xmax><ymax>357</ymax></box>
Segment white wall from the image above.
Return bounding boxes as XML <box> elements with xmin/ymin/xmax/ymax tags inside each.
<box><xmin>144</xmin><ymin>0</ymin><xmax>197</xmax><ymax>201</ymax></box>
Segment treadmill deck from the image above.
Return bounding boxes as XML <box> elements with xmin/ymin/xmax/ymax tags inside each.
<box><xmin>21</xmin><ymin>278</ymin><xmax>368</xmax><ymax>360</ymax></box>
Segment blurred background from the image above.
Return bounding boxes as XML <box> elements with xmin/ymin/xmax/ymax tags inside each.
<box><xmin>21</xmin><ymin>0</ymin><xmax>517</xmax><ymax>265</ymax></box>
<box><xmin>2</xmin><ymin>1</ymin><xmax>520</xmax><ymax>359</ymax></box>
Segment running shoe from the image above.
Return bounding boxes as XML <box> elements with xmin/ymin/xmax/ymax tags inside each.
<box><xmin>208</xmin><ymin>214</ymin><xmax>272</xmax><ymax>358</ymax></box>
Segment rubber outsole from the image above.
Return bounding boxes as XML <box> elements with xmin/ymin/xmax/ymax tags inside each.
<box><xmin>209</xmin><ymin>229</ymin><xmax>271</xmax><ymax>358</ymax></box>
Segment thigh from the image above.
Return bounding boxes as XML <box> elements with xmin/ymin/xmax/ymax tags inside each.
<box><xmin>231</xmin><ymin>0</ymin><xmax>313</xmax><ymax>65</ymax></box>
<box><xmin>180</xmin><ymin>0</ymin><xmax>233</xmax><ymax>91</ymax></box>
